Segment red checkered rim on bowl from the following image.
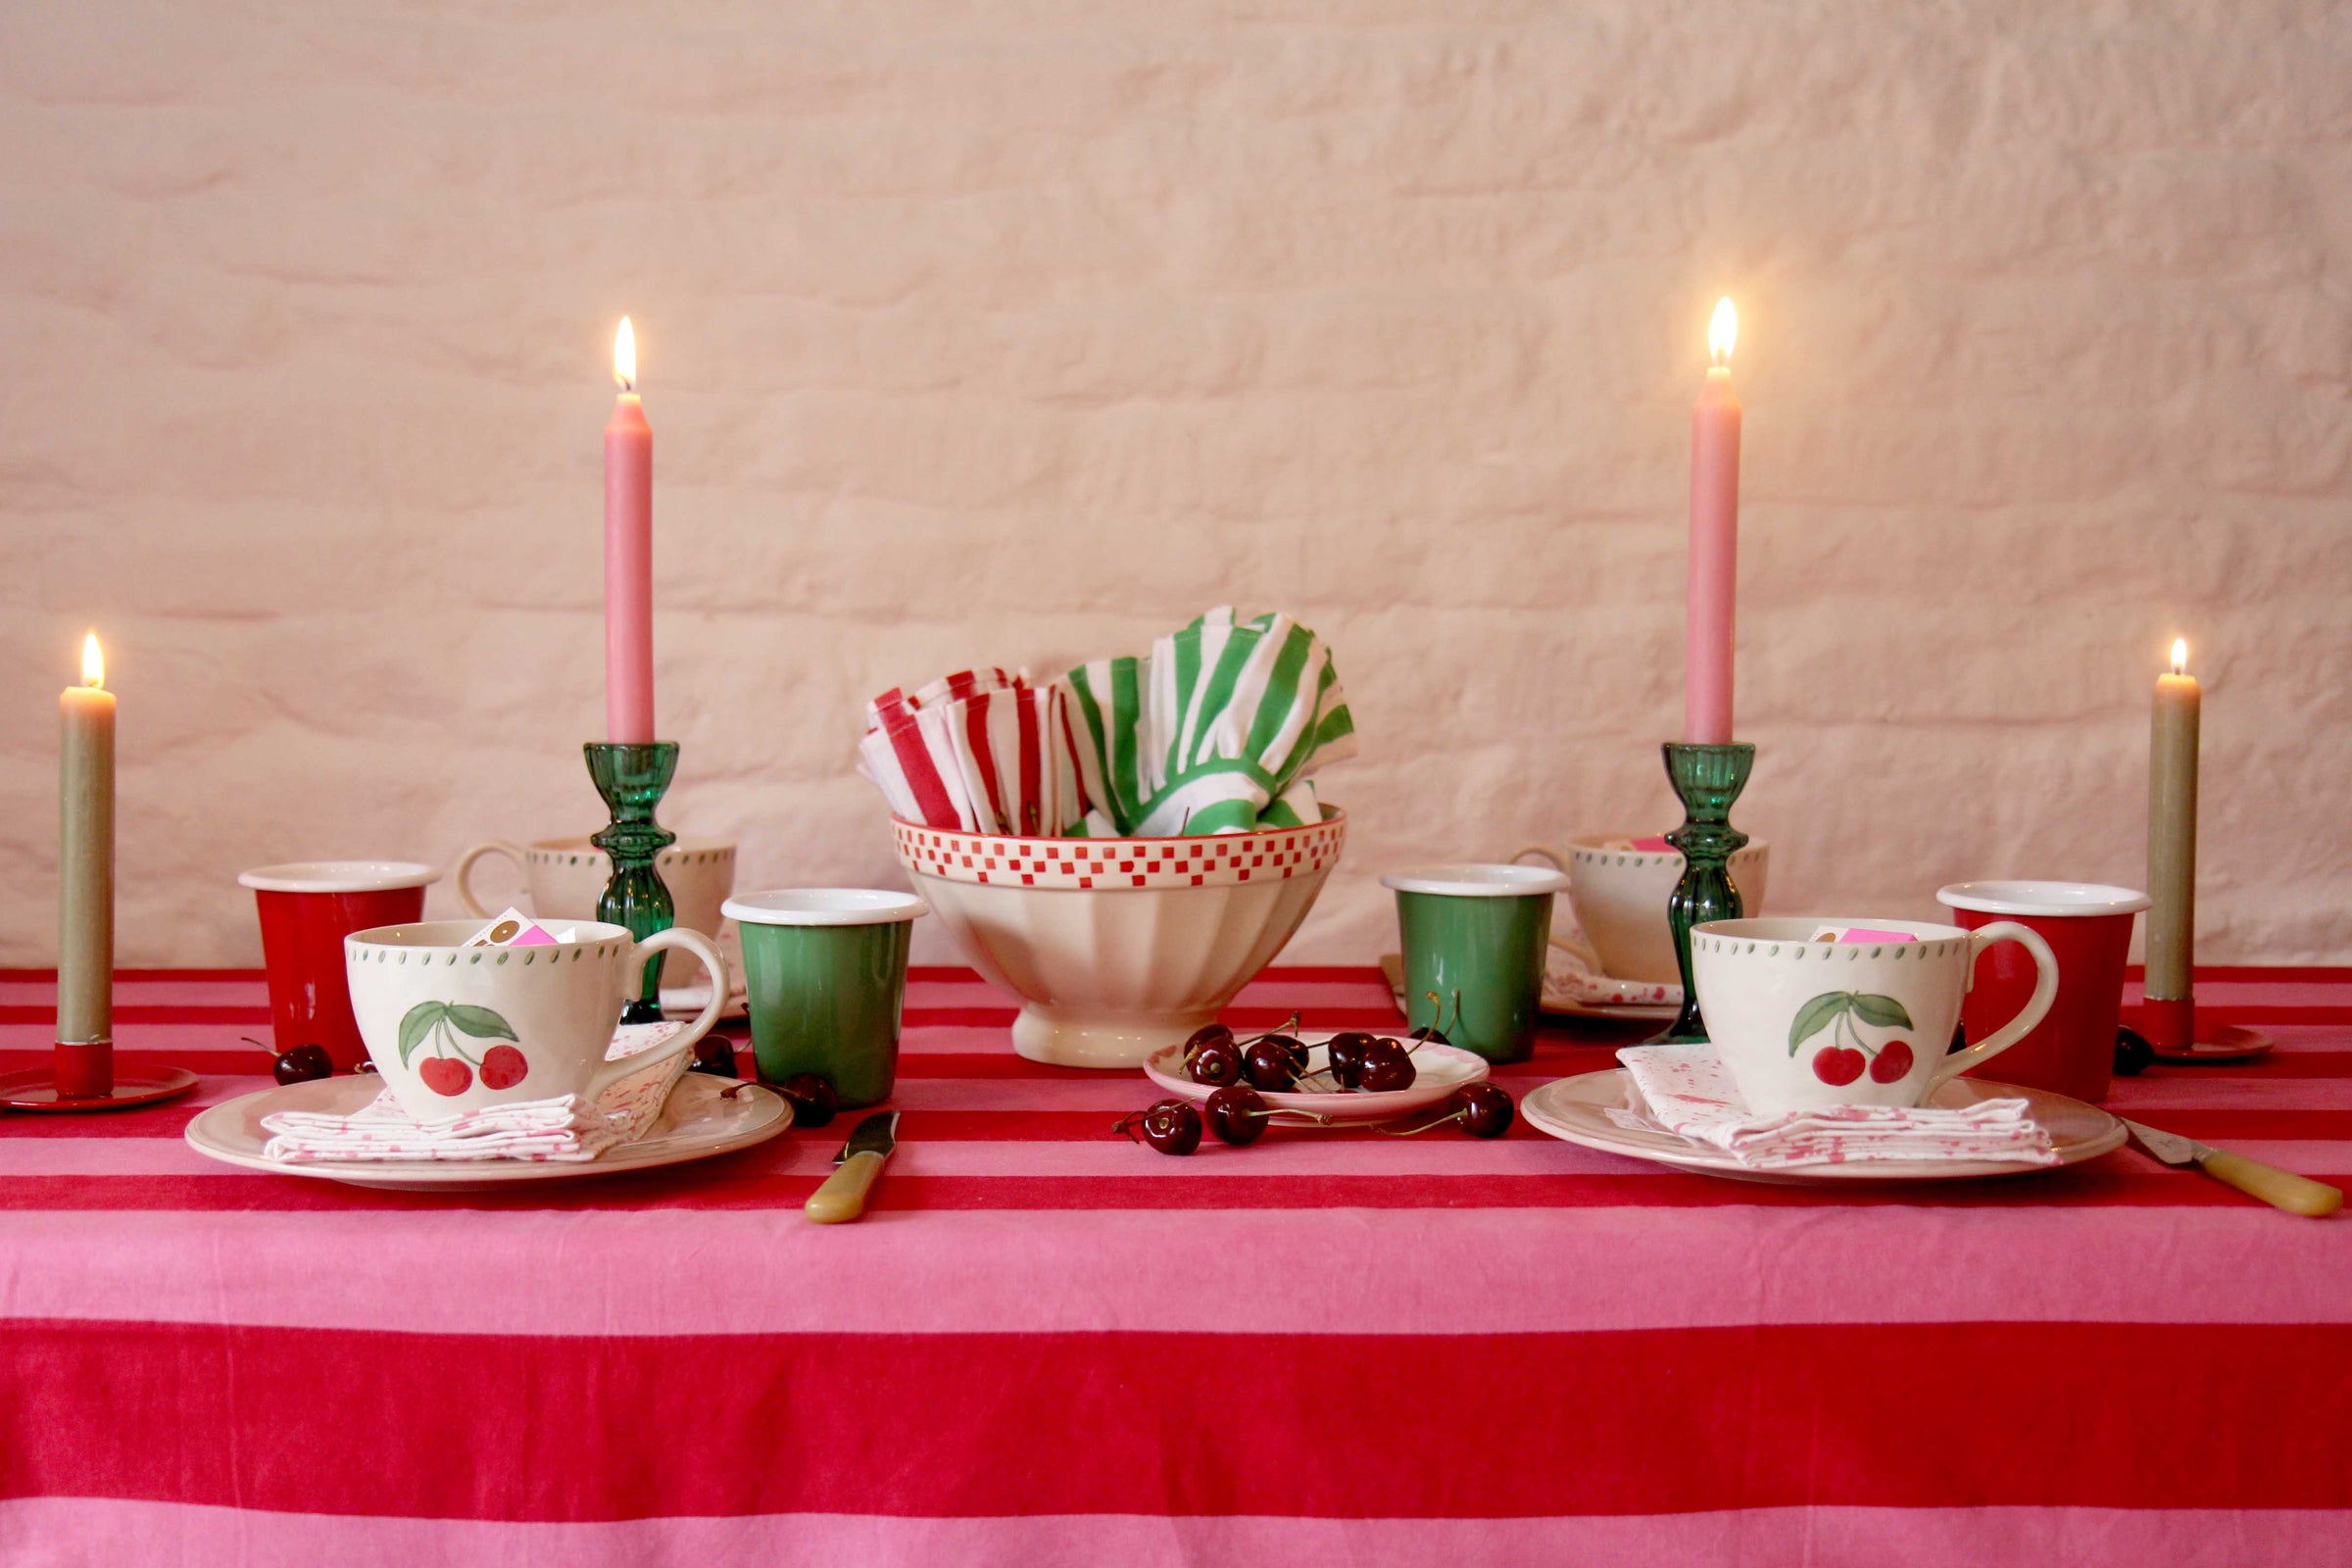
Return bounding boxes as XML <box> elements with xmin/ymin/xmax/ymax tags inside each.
<box><xmin>892</xmin><ymin>808</ymin><xmax>1347</xmax><ymax>891</ymax></box>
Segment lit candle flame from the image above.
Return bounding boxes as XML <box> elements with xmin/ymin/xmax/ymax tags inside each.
<box><xmin>1708</xmin><ymin>297</ymin><xmax>1738</xmax><ymax>368</ymax></box>
<box><xmin>81</xmin><ymin>632</ymin><xmax>104</xmax><ymax>689</ymax></box>
<box><xmin>613</xmin><ymin>317</ymin><xmax>636</xmax><ymax>392</ymax></box>
<box><xmin>2170</xmin><ymin>637</ymin><xmax>2188</xmax><ymax>676</ymax></box>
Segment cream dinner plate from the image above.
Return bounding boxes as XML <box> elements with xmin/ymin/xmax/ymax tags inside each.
<box><xmin>184</xmin><ymin>1071</ymin><xmax>791</xmax><ymax>1192</ymax></box>
<box><xmin>1144</xmin><ymin>1032</ymin><xmax>1490</xmax><ymax>1123</ymax></box>
<box><xmin>1520</xmin><ymin>1069</ymin><xmax>2128</xmax><ymax>1185</ymax></box>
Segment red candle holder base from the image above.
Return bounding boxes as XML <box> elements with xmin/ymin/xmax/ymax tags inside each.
<box><xmin>2137</xmin><ymin>998</ymin><xmax>2274</xmax><ymax>1064</ymax></box>
<box><xmin>0</xmin><ymin>1064</ymin><xmax>199</xmax><ymax>1113</ymax></box>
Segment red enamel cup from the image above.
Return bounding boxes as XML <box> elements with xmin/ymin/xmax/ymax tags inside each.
<box><xmin>239</xmin><ymin>861</ymin><xmax>440</xmax><ymax>1069</ymax></box>
<box><xmin>1936</xmin><ymin>881</ymin><xmax>2151</xmax><ymax>1103</ymax></box>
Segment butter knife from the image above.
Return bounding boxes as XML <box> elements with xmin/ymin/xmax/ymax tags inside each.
<box><xmin>805</xmin><ymin>1110</ymin><xmax>898</xmax><ymax>1224</ymax></box>
<box><xmin>2121</xmin><ymin>1117</ymin><xmax>2342</xmax><ymax>1217</ymax></box>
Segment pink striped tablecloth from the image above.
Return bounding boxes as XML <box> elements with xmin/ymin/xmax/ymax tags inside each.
<box><xmin>2</xmin><ymin>965</ymin><xmax>2348</xmax><ymax>1567</ymax></box>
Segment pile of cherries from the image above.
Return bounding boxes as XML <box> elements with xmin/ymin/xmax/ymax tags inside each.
<box><xmin>1116</xmin><ymin>1009</ymin><xmax>1514</xmax><ymax>1155</ymax></box>
<box><xmin>1177</xmin><ymin>1011</ymin><xmax>1441</xmax><ymax>1097</ymax></box>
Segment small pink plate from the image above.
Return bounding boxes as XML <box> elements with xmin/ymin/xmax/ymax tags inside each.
<box><xmin>0</xmin><ymin>1066</ymin><xmax>199</xmax><ymax>1112</ymax></box>
<box><xmin>1144</xmin><ymin>1032</ymin><xmax>1490</xmax><ymax>1123</ymax></box>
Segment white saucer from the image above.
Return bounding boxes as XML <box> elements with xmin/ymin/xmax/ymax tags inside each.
<box><xmin>184</xmin><ymin>1072</ymin><xmax>791</xmax><ymax>1191</ymax></box>
<box><xmin>1145</xmin><ymin>1032</ymin><xmax>1490</xmax><ymax>1123</ymax></box>
<box><xmin>1519</xmin><ymin>1069</ymin><xmax>2127</xmax><ymax>1184</ymax></box>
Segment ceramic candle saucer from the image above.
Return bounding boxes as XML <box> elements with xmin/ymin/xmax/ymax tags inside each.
<box><xmin>1144</xmin><ymin>1032</ymin><xmax>1489</xmax><ymax>1122</ymax></box>
<box><xmin>1519</xmin><ymin>1070</ymin><xmax>2127</xmax><ymax>1185</ymax></box>
<box><xmin>184</xmin><ymin>1071</ymin><xmax>790</xmax><ymax>1192</ymax></box>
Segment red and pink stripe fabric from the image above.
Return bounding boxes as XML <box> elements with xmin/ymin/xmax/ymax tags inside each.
<box><xmin>2</xmin><ymin>967</ymin><xmax>2349</xmax><ymax>1566</ymax></box>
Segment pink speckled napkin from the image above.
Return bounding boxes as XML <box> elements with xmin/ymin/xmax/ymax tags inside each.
<box><xmin>261</xmin><ymin>1022</ymin><xmax>690</xmax><ymax>1164</ymax></box>
<box><xmin>1611</xmin><ymin>1043</ymin><xmax>2058</xmax><ymax>1170</ymax></box>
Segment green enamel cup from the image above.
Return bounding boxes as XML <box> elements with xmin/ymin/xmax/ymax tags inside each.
<box><xmin>720</xmin><ymin>889</ymin><xmax>927</xmax><ymax>1109</ymax></box>
<box><xmin>1382</xmin><ymin>864</ymin><xmax>1570</xmax><ymax>1064</ymax></box>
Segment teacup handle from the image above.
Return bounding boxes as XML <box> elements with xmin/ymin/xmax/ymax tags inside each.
<box><xmin>1926</xmin><ymin>921</ymin><xmax>2059</xmax><ymax>1094</ymax></box>
<box><xmin>454</xmin><ymin>840</ymin><xmax>528</xmax><ymax>920</ymax></box>
<box><xmin>586</xmin><ymin>927</ymin><xmax>733</xmax><ymax>1098</ymax></box>
<box><xmin>1512</xmin><ymin>845</ymin><xmax>1600</xmax><ymax>966</ymax></box>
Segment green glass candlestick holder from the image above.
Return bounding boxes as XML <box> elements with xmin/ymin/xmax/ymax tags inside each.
<box><xmin>1655</xmin><ymin>741</ymin><xmax>1755</xmax><ymax>1044</ymax></box>
<box><xmin>586</xmin><ymin>741</ymin><xmax>678</xmax><ymax>1024</ymax></box>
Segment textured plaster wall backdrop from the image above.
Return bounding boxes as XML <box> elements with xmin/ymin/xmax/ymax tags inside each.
<box><xmin>1</xmin><ymin>0</ymin><xmax>2349</xmax><ymax>968</ymax></box>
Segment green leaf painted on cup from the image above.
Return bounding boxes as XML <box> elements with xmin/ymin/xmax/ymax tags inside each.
<box><xmin>397</xmin><ymin>1001</ymin><xmax>447</xmax><ymax>1066</ymax></box>
<box><xmin>1788</xmin><ymin>992</ymin><xmax>1854</xmax><ymax>1054</ymax></box>
<box><xmin>1849</xmin><ymin>994</ymin><xmax>1916</xmax><ymax>1031</ymax></box>
<box><xmin>444</xmin><ymin>1004</ymin><xmax>519</xmax><ymax>1042</ymax></box>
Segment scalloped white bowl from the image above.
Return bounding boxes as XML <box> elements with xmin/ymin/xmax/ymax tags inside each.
<box><xmin>891</xmin><ymin>808</ymin><xmax>1347</xmax><ymax>1067</ymax></box>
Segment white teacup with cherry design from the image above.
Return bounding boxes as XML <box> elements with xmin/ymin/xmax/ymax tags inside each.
<box><xmin>1690</xmin><ymin>917</ymin><xmax>2058</xmax><ymax>1117</ymax></box>
<box><xmin>344</xmin><ymin>918</ymin><xmax>729</xmax><ymax>1122</ymax></box>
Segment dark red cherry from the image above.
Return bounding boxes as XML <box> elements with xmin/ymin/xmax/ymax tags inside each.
<box><xmin>1453</xmin><ymin>1083</ymin><xmax>1515</xmax><ymax>1139</ymax></box>
<box><xmin>271</xmin><ymin>1043</ymin><xmax>333</xmax><ymax>1086</ymax></box>
<box><xmin>1185</xmin><ymin>1022</ymin><xmax>1235</xmax><ymax>1054</ymax></box>
<box><xmin>777</xmin><ymin>1072</ymin><xmax>838</xmax><ymax>1129</ymax></box>
<box><xmin>1205</xmin><ymin>1084</ymin><xmax>1270</xmax><ymax>1147</ymax></box>
<box><xmin>690</xmin><ymin>1037</ymin><xmax>737</xmax><ymax>1078</ymax></box>
<box><xmin>1243</xmin><ymin>1040</ymin><xmax>1300</xmax><ymax>1091</ymax></box>
<box><xmin>1116</xmin><ymin>1098</ymin><xmax>1202</xmax><ymax>1155</ymax></box>
<box><xmin>1187</xmin><ymin>1038</ymin><xmax>1244</xmax><ymax>1087</ymax></box>
<box><xmin>1259</xmin><ymin>1034</ymin><xmax>1310</xmax><ymax>1077</ymax></box>
<box><xmin>1358</xmin><ymin>1040</ymin><xmax>1417</xmax><ymax>1094</ymax></box>
<box><xmin>1323</xmin><ymin>1031</ymin><xmax>1375</xmax><ymax>1088</ymax></box>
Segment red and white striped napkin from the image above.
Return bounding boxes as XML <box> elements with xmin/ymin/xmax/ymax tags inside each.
<box><xmin>858</xmin><ymin>669</ymin><xmax>1085</xmax><ymax>837</ymax></box>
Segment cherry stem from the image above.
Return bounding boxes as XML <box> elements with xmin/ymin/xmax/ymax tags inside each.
<box><xmin>1377</xmin><ymin>1109</ymin><xmax>1466</xmax><ymax>1137</ymax></box>
<box><xmin>241</xmin><ymin>1036</ymin><xmax>288</xmax><ymax>1059</ymax></box>
<box><xmin>1244</xmin><ymin>1012</ymin><xmax>1302</xmax><ymax>1048</ymax></box>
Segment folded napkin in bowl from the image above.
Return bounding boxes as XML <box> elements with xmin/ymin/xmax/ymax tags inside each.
<box><xmin>261</xmin><ymin>1022</ymin><xmax>692</xmax><ymax>1164</ymax></box>
<box><xmin>858</xmin><ymin>668</ymin><xmax>1083</xmax><ymax>838</ymax></box>
<box><xmin>1610</xmin><ymin>1043</ymin><xmax>2059</xmax><ymax>1170</ymax></box>
<box><xmin>1059</xmin><ymin>606</ymin><xmax>1355</xmax><ymax>837</ymax></box>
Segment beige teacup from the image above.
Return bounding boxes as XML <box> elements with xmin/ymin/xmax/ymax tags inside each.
<box><xmin>345</xmin><ymin>918</ymin><xmax>729</xmax><ymax>1121</ymax></box>
<box><xmin>1517</xmin><ymin>836</ymin><xmax>1771</xmax><ymax>984</ymax></box>
<box><xmin>1690</xmin><ymin>917</ymin><xmax>2057</xmax><ymax>1117</ymax></box>
<box><xmin>456</xmin><ymin>836</ymin><xmax>736</xmax><ymax>939</ymax></box>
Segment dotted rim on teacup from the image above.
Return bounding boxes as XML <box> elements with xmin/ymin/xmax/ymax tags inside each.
<box><xmin>1381</xmin><ymin>863</ymin><xmax>1571</xmax><ymax>898</ymax></box>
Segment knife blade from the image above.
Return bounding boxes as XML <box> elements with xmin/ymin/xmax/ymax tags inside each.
<box><xmin>2122</xmin><ymin>1117</ymin><xmax>2342</xmax><ymax>1218</ymax></box>
<box><xmin>805</xmin><ymin>1110</ymin><xmax>899</xmax><ymax>1224</ymax></box>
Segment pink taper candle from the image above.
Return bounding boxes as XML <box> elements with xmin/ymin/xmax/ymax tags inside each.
<box><xmin>1685</xmin><ymin>297</ymin><xmax>1741</xmax><ymax>745</ymax></box>
<box><xmin>605</xmin><ymin>317</ymin><xmax>656</xmax><ymax>743</ymax></box>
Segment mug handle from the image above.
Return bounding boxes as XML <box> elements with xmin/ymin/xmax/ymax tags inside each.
<box><xmin>588</xmin><ymin>926</ymin><xmax>732</xmax><ymax>1098</ymax></box>
<box><xmin>1926</xmin><ymin>921</ymin><xmax>2059</xmax><ymax>1094</ymax></box>
<box><xmin>454</xmin><ymin>840</ymin><xmax>528</xmax><ymax>919</ymax></box>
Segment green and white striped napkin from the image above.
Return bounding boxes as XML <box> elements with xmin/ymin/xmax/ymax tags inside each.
<box><xmin>1057</xmin><ymin>607</ymin><xmax>1354</xmax><ymax>837</ymax></box>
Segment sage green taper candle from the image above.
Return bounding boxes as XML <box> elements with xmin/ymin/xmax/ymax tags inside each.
<box><xmin>58</xmin><ymin>633</ymin><xmax>115</xmax><ymax>1047</ymax></box>
<box><xmin>2145</xmin><ymin>638</ymin><xmax>2198</xmax><ymax>1003</ymax></box>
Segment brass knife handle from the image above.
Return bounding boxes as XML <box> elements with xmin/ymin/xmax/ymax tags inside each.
<box><xmin>2198</xmin><ymin>1151</ymin><xmax>2343</xmax><ymax>1219</ymax></box>
<box><xmin>806</xmin><ymin>1150</ymin><xmax>887</xmax><ymax>1224</ymax></box>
